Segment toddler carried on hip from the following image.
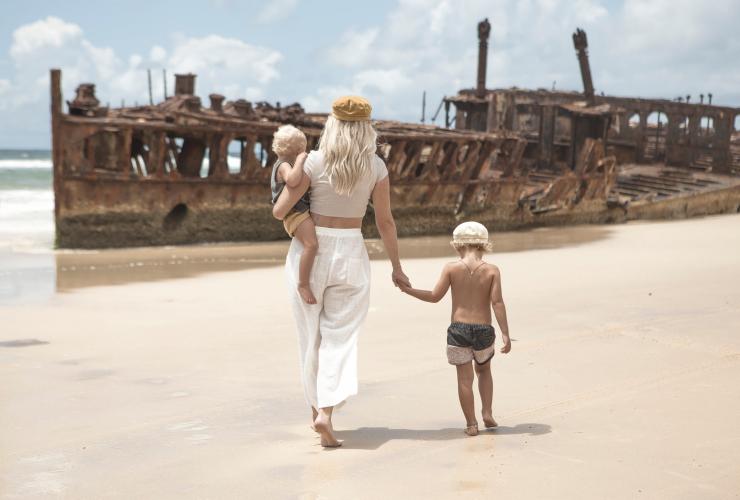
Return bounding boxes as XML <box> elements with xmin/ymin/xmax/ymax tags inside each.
<box><xmin>270</xmin><ymin>125</ymin><xmax>318</xmax><ymax>304</ymax></box>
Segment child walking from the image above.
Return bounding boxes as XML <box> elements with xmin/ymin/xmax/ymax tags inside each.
<box><xmin>270</xmin><ymin>125</ymin><xmax>318</xmax><ymax>304</ymax></box>
<box><xmin>400</xmin><ymin>221</ymin><xmax>511</xmax><ymax>436</ymax></box>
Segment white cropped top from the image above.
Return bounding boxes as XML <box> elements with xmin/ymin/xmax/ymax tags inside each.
<box><xmin>303</xmin><ymin>150</ymin><xmax>389</xmax><ymax>218</ymax></box>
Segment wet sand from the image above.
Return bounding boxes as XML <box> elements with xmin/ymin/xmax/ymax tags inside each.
<box><xmin>0</xmin><ymin>223</ymin><xmax>610</xmax><ymax>303</ymax></box>
<box><xmin>52</xmin><ymin>224</ymin><xmax>609</xmax><ymax>292</ymax></box>
<box><xmin>1</xmin><ymin>215</ymin><xmax>739</xmax><ymax>498</ymax></box>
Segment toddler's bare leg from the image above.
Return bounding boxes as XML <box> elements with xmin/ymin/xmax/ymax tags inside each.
<box><xmin>456</xmin><ymin>363</ymin><xmax>478</xmax><ymax>436</ymax></box>
<box><xmin>293</xmin><ymin>217</ymin><xmax>318</xmax><ymax>304</ymax></box>
<box><xmin>475</xmin><ymin>360</ymin><xmax>497</xmax><ymax>428</ymax></box>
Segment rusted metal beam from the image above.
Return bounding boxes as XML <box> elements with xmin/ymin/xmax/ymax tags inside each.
<box><xmin>572</xmin><ymin>28</ymin><xmax>595</xmax><ymax>105</ymax></box>
<box><xmin>50</xmin><ymin>69</ymin><xmax>63</xmax><ymax>222</ymax></box>
<box><xmin>476</xmin><ymin>18</ymin><xmax>491</xmax><ymax>98</ymax></box>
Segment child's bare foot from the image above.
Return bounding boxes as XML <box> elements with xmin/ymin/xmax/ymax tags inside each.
<box><xmin>297</xmin><ymin>283</ymin><xmax>317</xmax><ymax>304</ymax></box>
<box><xmin>464</xmin><ymin>422</ymin><xmax>479</xmax><ymax>436</ymax></box>
<box><xmin>482</xmin><ymin>412</ymin><xmax>498</xmax><ymax>428</ymax></box>
<box><xmin>314</xmin><ymin>414</ymin><xmax>342</xmax><ymax>447</ymax></box>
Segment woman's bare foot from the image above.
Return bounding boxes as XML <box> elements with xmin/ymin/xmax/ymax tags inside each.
<box><xmin>464</xmin><ymin>422</ymin><xmax>479</xmax><ymax>436</ymax></box>
<box><xmin>482</xmin><ymin>412</ymin><xmax>498</xmax><ymax>428</ymax></box>
<box><xmin>314</xmin><ymin>413</ymin><xmax>342</xmax><ymax>448</ymax></box>
<box><xmin>297</xmin><ymin>283</ymin><xmax>317</xmax><ymax>304</ymax></box>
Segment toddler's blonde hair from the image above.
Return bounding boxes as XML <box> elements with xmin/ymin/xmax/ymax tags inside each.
<box><xmin>450</xmin><ymin>241</ymin><xmax>493</xmax><ymax>253</ymax></box>
<box><xmin>272</xmin><ymin>125</ymin><xmax>307</xmax><ymax>157</ymax></box>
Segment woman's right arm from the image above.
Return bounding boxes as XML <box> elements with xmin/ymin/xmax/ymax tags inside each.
<box><xmin>371</xmin><ymin>176</ymin><xmax>410</xmax><ymax>288</ymax></box>
<box><xmin>272</xmin><ymin>175</ymin><xmax>310</xmax><ymax>220</ymax></box>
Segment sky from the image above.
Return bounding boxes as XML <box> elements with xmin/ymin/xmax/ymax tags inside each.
<box><xmin>1</xmin><ymin>0</ymin><xmax>739</xmax><ymax>148</ymax></box>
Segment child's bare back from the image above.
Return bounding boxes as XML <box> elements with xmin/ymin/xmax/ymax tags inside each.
<box><xmin>400</xmin><ymin>221</ymin><xmax>511</xmax><ymax>436</ymax></box>
<box><xmin>447</xmin><ymin>260</ymin><xmax>497</xmax><ymax>325</ymax></box>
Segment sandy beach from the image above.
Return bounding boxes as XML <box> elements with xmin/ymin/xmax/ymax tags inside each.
<box><xmin>1</xmin><ymin>215</ymin><xmax>739</xmax><ymax>499</ymax></box>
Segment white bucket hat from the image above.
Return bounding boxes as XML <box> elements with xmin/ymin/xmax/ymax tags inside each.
<box><xmin>451</xmin><ymin>221</ymin><xmax>492</xmax><ymax>251</ymax></box>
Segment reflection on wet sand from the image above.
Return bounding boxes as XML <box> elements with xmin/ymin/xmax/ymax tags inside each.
<box><xmin>54</xmin><ymin>240</ymin><xmax>290</xmax><ymax>291</ymax></box>
<box><xmin>54</xmin><ymin>224</ymin><xmax>611</xmax><ymax>291</ymax></box>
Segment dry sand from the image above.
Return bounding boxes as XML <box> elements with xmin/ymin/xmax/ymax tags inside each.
<box><xmin>1</xmin><ymin>215</ymin><xmax>739</xmax><ymax>499</ymax></box>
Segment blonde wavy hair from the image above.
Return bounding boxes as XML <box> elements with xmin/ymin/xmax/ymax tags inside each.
<box><xmin>271</xmin><ymin>125</ymin><xmax>306</xmax><ymax>157</ymax></box>
<box><xmin>318</xmin><ymin>115</ymin><xmax>377</xmax><ymax>195</ymax></box>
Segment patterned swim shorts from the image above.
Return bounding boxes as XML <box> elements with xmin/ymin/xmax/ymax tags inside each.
<box><xmin>446</xmin><ymin>322</ymin><xmax>495</xmax><ymax>365</ymax></box>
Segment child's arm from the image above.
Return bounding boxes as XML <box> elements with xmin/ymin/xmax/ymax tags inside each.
<box><xmin>400</xmin><ymin>264</ymin><xmax>451</xmax><ymax>303</ymax></box>
<box><xmin>490</xmin><ymin>266</ymin><xmax>511</xmax><ymax>353</ymax></box>
<box><xmin>279</xmin><ymin>152</ymin><xmax>308</xmax><ymax>188</ymax></box>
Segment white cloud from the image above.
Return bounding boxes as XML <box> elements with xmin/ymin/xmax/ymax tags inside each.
<box><xmin>0</xmin><ymin>79</ymin><xmax>10</xmax><ymax>110</ymax></box>
<box><xmin>617</xmin><ymin>0</ymin><xmax>738</xmax><ymax>58</ymax></box>
<box><xmin>306</xmin><ymin>0</ymin><xmax>499</xmax><ymax>118</ymax></box>
<box><xmin>353</xmin><ymin>69</ymin><xmax>412</xmax><ymax>94</ymax></box>
<box><xmin>81</xmin><ymin>40</ymin><xmax>121</xmax><ymax>80</ymax></box>
<box><xmin>574</xmin><ymin>0</ymin><xmax>608</xmax><ymax>22</ymax></box>
<box><xmin>326</xmin><ymin>28</ymin><xmax>378</xmax><ymax>68</ymax></box>
<box><xmin>299</xmin><ymin>69</ymin><xmax>411</xmax><ymax>116</ymax></box>
<box><xmin>428</xmin><ymin>0</ymin><xmax>452</xmax><ymax>34</ymax></box>
<box><xmin>149</xmin><ymin>45</ymin><xmax>167</xmax><ymax>63</ymax></box>
<box><xmin>129</xmin><ymin>54</ymin><xmax>143</xmax><ymax>68</ymax></box>
<box><xmin>300</xmin><ymin>85</ymin><xmax>357</xmax><ymax>114</ymax></box>
<box><xmin>168</xmin><ymin>34</ymin><xmax>282</xmax><ymax>86</ymax></box>
<box><xmin>9</xmin><ymin>16</ymin><xmax>82</xmax><ymax>59</ymax></box>
<box><xmin>304</xmin><ymin>0</ymin><xmax>740</xmax><ymax>121</ymax></box>
<box><xmin>244</xmin><ymin>86</ymin><xmax>264</xmax><ymax>101</ymax></box>
<box><xmin>257</xmin><ymin>0</ymin><xmax>299</xmax><ymax>24</ymax></box>
<box><xmin>0</xmin><ymin>17</ymin><xmax>284</xmax><ymax>112</ymax></box>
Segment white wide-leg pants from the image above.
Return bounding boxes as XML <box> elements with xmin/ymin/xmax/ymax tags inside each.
<box><xmin>286</xmin><ymin>227</ymin><xmax>371</xmax><ymax>409</ymax></box>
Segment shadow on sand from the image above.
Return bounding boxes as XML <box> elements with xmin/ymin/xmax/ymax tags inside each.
<box><xmin>334</xmin><ymin>422</ymin><xmax>551</xmax><ymax>450</ymax></box>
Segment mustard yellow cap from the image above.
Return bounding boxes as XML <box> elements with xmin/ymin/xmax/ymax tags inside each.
<box><xmin>331</xmin><ymin>95</ymin><xmax>372</xmax><ymax>121</ymax></box>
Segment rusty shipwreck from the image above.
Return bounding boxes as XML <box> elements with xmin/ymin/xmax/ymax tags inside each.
<box><xmin>51</xmin><ymin>20</ymin><xmax>740</xmax><ymax>248</ymax></box>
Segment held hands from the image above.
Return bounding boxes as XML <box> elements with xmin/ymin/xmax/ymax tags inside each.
<box><xmin>501</xmin><ymin>334</ymin><xmax>512</xmax><ymax>354</ymax></box>
<box><xmin>392</xmin><ymin>268</ymin><xmax>411</xmax><ymax>290</ymax></box>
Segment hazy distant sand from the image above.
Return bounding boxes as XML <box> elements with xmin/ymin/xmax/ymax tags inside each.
<box><xmin>1</xmin><ymin>215</ymin><xmax>739</xmax><ymax>498</ymax></box>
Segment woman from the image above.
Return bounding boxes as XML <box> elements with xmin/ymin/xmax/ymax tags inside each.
<box><xmin>272</xmin><ymin>95</ymin><xmax>410</xmax><ymax>447</ymax></box>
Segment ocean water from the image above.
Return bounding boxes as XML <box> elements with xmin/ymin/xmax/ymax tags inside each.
<box><xmin>0</xmin><ymin>150</ymin><xmax>54</xmax><ymax>248</ymax></box>
<box><xmin>0</xmin><ymin>150</ymin><xmax>246</xmax><ymax>251</ymax></box>
<box><xmin>0</xmin><ymin>149</ymin><xmax>55</xmax><ymax>303</ymax></box>
<box><xmin>0</xmin><ymin>149</ymin><xmax>255</xmax><ymax>304</ymax></box>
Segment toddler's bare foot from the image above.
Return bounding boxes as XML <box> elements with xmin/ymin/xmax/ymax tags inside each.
<box><xmin>297</xmin><ymin>283</ymin><xmax>317</xmax><ymax>304</ymax></box>
<box><xmin>482</xmin><ymin>412</ymin><xmax>498</xmax><ymax>428</ymax></box>
<box><xmin>464</xmin><ymin>422</ymin><xmax>479</xmax><ymax>436</ymax></box>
